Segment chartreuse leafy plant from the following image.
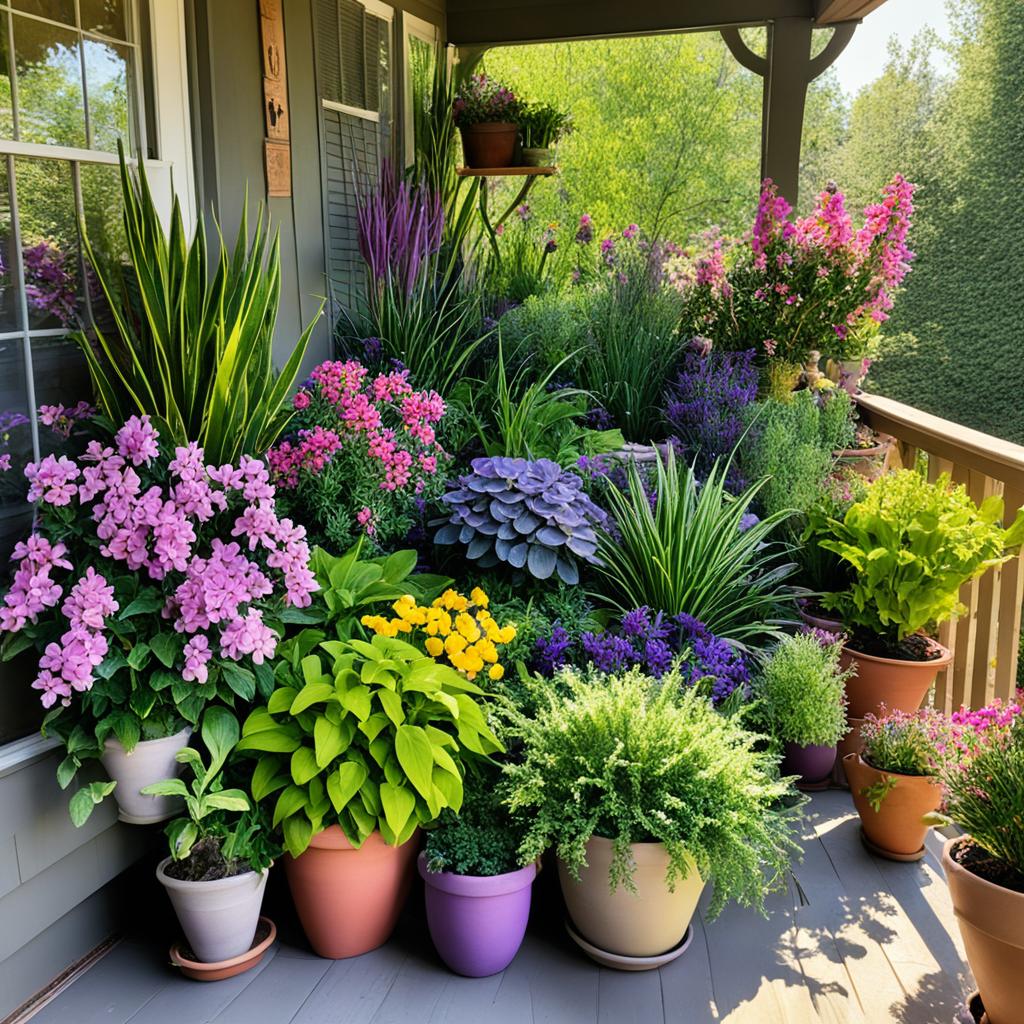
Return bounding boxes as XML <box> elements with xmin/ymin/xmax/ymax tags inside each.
<box><xmin>754</xmin><ymin>633</ymin><xmax>850</xmax><ymax>748</ymax></box>
<box><xmin>73</xmin><ymin>145</ymin><xmax>319</xmax><ymax>465</ymax></box>
<box><xmin>817</xmin><ymin>470</ymin><xmax>1024</xmax><ymax>646</ymax></box>
<box><xmin>593</xmin><ymin>448</ymin><xmax>798</xmax><ymax>650</ymax></box>
<box><xmin>142</xmin><ymin>707</ymin><xmax>278</xmax><ymax>876</ymax></box>
<box><xmin>237</xmin><ymin>632</ymin><xmax>502</xmax><ymax>858</ymax></box>
<box><xmin>504</xmin><ymin>666</ymin><xmax>801</xmax><ymax>916</ymax></box>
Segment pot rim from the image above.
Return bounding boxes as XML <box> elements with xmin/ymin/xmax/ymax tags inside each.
<box><xmin>103</xmin><ymin>724</ymin><xmax>192</xmax><ymax>753</ymax></box>
<box><xmin>156</xmin><ymin>856</ymin><xmax>267</xmax><ymax>892</ymax></box>
<box><xmin>459</xmin><ymin>121</ymin><xmax>518</xmax><ymax>132</ymax></box>
<box><xmin>942</xmin><ymin>834</ymin><xmax>1024</xmax><ymax>900</ymax></box>
<box><xmin>303</xmin><ymin>825</ymin><xmax>419</xmax><ymax>852</ymax></box>
<box><xmin>417</xmin><ymin>851</ymin><xmax>537</xmax><ymax>896</ymax></box>
<box><xmin>834</xmin><ymin>444</ymin><xmax>890</xmax><ymax>459</ymax></box>
<box><xmin>843</xmin><ymin>636</ymin><xmax>952</xmax><ymax>669</ymax></box>
<box><xmin>843</xmin><ymin>751</ymin><xmax>940</xmax><ymax>784</ymax></box>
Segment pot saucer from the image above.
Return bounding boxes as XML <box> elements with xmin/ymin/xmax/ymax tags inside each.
<box><xmin>564</xmin><ymin>919</ymin><xmax>693</xmax><ymax>971</ymax></box>
<box><xmin>859</xmin><ymin>827</ymin><xmax>926</xmax><ymax>863</ymax></box>
<box><xmin>170</xmin><ymin>916</ymin><xmax>276</xmax><ymax>981</ymax></box>
<box><xmin>795</xmin><ymin>777</ymin><xmax>833</xmax><ymax>792</ymax></box>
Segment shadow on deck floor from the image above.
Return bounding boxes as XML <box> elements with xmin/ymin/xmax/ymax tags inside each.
<box><xmin>25</xmin><ymin>790</ymin><xmax>975</xmax><ymax>1024</ymax></box>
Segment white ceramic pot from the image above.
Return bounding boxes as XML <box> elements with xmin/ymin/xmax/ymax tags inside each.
<box><xmin>557</xmin><ymin>836</ymin><xmax>705</xmax><ymax>961</ymax></box>
<box><xmin>100</xmin><ymin>727</ymin><xmax>192</xmax><ymax>824</ymax></box>
<box><xmin>157</xmin><ymin>857</ymin><xmax>269</xmax><ymax>963</ymax></box>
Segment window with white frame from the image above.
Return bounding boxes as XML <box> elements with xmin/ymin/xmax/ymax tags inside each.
<box><xmin>403</xmin><ymin>11</ymin><xmax>439</xmax><ymax>170</ymax></box>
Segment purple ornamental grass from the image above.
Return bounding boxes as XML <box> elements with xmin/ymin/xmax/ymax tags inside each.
<box><xmin>357</xmin><ymin>160</ymin><xmax>443</xmax><ymax>296</ymax></box>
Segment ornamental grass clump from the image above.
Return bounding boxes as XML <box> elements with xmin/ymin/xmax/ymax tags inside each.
<box><xmin>755</xmin><ymin>632</ymin><xmax>850</xmax><ymax>748</ymax></box>
<box><xmin>436</xmin><ymin>456</ymin><xmax>606</xmax><ymax>584</ymax></box>
<box><xmin>503</xmin><ymin>667</ymin><xmax>801</xmax><ymax>915</ymax></box>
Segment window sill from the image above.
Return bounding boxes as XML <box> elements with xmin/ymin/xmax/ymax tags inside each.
<box><xmin>0</xmin><ymin>733</ymin><xmax>60</xmax><ymax>780</ymax></box>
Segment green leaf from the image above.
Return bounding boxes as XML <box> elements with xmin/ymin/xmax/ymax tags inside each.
<box><xmin>107</xmin><ymin>711</ymin><xmax>141</xmax><ymax>752</ymax></box>
<box><xmin>380</xmin><ymin>549</ymin><xmax>417</xmax><ymax>583</ymax></box>
<box><xmin>221</xmin><ymin>662</ymin><xmax>256</xmax><ymax>701</ymax></box>
<box><xmin>203</xmin><ymin>790</ymin><xmax>250</xmax><ymax>812</ymax></box>
<box><xmin>326</xmin><ymin>761</ymin><xmax>367</xmax><ymax>812</ymax></box>
<box><xmin>268</xmin><ymin>686</ymin><xmax>299</xmax><ymax>714</ymax></box>
<box><xmin>376</xmin><ymin>688</ymin><xmax>405</xmax><ymax>728</ymax></box>
<box><xmin>68</xmin><ymin>781</ymin><xmax>117</xmax><ymax>827</ymax></box>
<box><xmin>379</xmin><ymin>781</ymin><xmax>416</xmax><ymax>838</ymax></box>
<box><xmin>251</xmin><ymin>757</ymin><xmax>290</xmax><ymax>802</ymax></box>
<box><xmin>301</xmin><ymin>654</ymin><xmax>326</xmax><ymax>685</ymax></box>
<box><xmin>236</xmin><ymin>725</ymin><xmax>300</xmax><ymax>754</ymax></box>
<box><xmin>149</xmin><ymin>668</ymin><xmax>179</xmax><ymax>692</ymax></box>
<box><xmin>120</xmin><ymin>592</ymin><xmax>165</xmax><ymax>617</ymax></box>
<box><xmin>56</xmin><ymin>755</ymin><xmax>79</xmax><ymax>790</ymax></box>
<box><xmin>291</xmin><ymin>746</ymin><xmax>320</xmax><ymax>786</ymax></box>
<box><xmin>168</xmin><ymin>818</ymin><xmax>198</xmax><ymax>859</ymax></box>
<box><xmin>395</xmin><ymin>725</ymin><xmax>435</xmax><ymax>801</ymax></box>
<box><xmin>340</xmin><ymin>684</ymin><xmax>372</xmax><ymax>722</ymax></box>
<box><xmin>273</xmin><ymin>784</ymin><xmax>309</xmax><ymax>827</ymax></box>
<box><xmin>290</xmin><ymin>682</ymin><xmax>336</xmax><ymax>715</ymax></box>
<box><xmin>201</xmin><ymin>706</ymin><xmax>239</xmax><ymax>773</ymax></box>
<box><xmin>282</xmin><ymin>814</ymin><xmax>314</xmax><ymax>858</ymax></box>
<box><xmin>314</xmin><ymin>716</ymin><xmax>346</xmax><ymax>768</ymax></box>
<box><xmin>126</xmin><ymin>643</ymin><xmax>151</xmax><ymax>670</ymax></box>
<box><xmin>149</xmin><ymin>632</ymin><xmax>180</xmax><ymax>669</ymax></box>
<box><xmin>139</xmin><ymin>778</ymin><xmax>189</xmax><ymax>797</ymax></box>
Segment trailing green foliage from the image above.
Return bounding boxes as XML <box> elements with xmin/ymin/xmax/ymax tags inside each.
<box><xmin>73</xmin><ymin>146</ymin><xmax>318</xmax><ymax>465</ymax></box>
<box><xmin>593</xmin><ymin>448</ymin><xmax>798</xmax><ymax>650</ymax></box>
<box><xmin>817</xmin><ymin>470</ymin><xmax>1024</xmax><ymax>643</ymax></box>
<box><xmin>237</xmin><ymin>631</ymin><xmax>502</xmax><ymax>857</ymax></box>
<box><xmin>503</xmin><ymin>666</ymin><xmax>802</xmax><ymax>916</ymax></box>
<box><xmin>753</xmin><ymin>633</ymin><xmax>850</xmax><ymax>747</ymax></box>
<box><xmin>142</xmin><ymin>706</ymin><xmax>278</xmax><ymax>874</ymax></box>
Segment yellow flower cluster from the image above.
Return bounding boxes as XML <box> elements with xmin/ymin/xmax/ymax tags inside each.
<box><xmin>361</xmin><ymin>586</ymin><xmax>516</xmax><ymax>682</ymax></box>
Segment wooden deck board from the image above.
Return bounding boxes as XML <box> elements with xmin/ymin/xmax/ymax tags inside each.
<box><xmin>27</xmin><ymin>793</ymin><xmax>974</xmax><ymax>1024</ymax></box>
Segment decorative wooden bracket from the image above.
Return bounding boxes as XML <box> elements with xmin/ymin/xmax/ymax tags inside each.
<box><xmin>259</xmin><ymin>0</ymin><xmax>291</xmax><ymax>197</ymax></box>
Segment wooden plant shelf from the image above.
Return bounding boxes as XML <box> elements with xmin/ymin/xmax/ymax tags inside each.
<box><xmin>456</xmin><ymin>166</ymin><xmax>557</xmax><ymax>177</ymax></box>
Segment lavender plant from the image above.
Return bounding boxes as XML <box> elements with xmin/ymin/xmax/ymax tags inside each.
<box><xmin>436</xmin><ymin>457</ymin><xmax>606</xmax><ymax>584</ymax></box>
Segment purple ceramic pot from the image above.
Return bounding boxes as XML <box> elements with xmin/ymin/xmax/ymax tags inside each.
<box><xmin>418</xmin><ymin>852</ymin><xmax>536</xmax><ymax>977</ymax></box>
<box><xmin>782</xmin><ymin>741</ymin><xmax>837</xmax><ymax>784</ymax></box>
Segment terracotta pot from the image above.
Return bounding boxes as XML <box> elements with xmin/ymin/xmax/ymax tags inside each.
<box><xmin>100</xmin><ymin>727</ymin><xmax>192</xmax><ymax>824</ymax></box>
<box><xmin>943</xmin><ymin>836</ymin><xmax>1024</xmax><ymax>1024</ymax></box>
<box><xmin>557</xmin><ymin>836</ymin><xmax>704</xmax><ymax>961</ymax></box>
<box><xmin>839</xmin><ymin>638</ymin><xmax>951</xmax><ymax>719</ymax></box>
<box><xmin>419</xmin><ymin>853</ymin><xmax>536</xmax><ymax>977</ymax></box>
<box><xmin>460</xmin><ymin>123</ymin><xmax>518</xmax><ymax>168</ymax></box>
<box><xmin>797</xmin><ymin>598</ymin><xmax>844</xmax><ymax>634</ymax></box>
<box><xmin>845</xmin><ymin>754</ymin><xmax>942</xmax><ymax>860</ymax></box>
<box><xmin>283</xmin><ymin>826</ymin><xmax>418</xmax><ymax>958</ymax></box>
<box><xmin>156</xmin><ymin>858</ymin><xmax>269</xmax><ymax>963</ymax></box>
<box><xmin>782</xmin><ymin>741</ymin><xmax>836</xmax><ymax>785</ymax></box>
<box><xmin>832</xmin><ymin>716</ymin><xmax>866</xmax><ymax>787</ymax></box>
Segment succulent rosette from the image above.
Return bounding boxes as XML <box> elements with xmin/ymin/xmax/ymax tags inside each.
<box><xmin>435</xmin><ymin>456</ymin><xmax>606</xmax><ymax>584</ymax></box>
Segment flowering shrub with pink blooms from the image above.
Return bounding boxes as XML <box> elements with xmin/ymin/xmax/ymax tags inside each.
<box><xmin>0</xmin><ymin>415</ymin><xmax>317</xmax><ymax>814</ymax></box>
<box><xmin>670</xmin><ymin>175</ymin><xmax>916</xmax><ymax>374</ymax></box>
<box><xmin>267</xmin><ymin>360</ymin><xmax>449</xmax><ymax>555</ymax></box>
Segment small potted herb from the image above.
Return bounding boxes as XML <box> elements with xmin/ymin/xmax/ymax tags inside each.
<box><xmin>816</xmin><ymin>470</ymin><xmax>1024</xmax><ymax>719</ymax></box>
<box><xmin>419</xmin><ymin>770</ymin><xmax>535</xmax><ymax>977</ymax></box>
<box><xmin>754</xmin><ymin>631</ymin><xmax>850</xmax><ymax>786</ymax></box>
<box><xmin>452</xmin><ymin>74</ymin><xmax>522</xmax><ymax>169</ymax></box>
<box><xmin>504</xmin><ymin>666</ymin><xmax>800</xmax><ymax>970</ymax></box>
<box><xmin>844</xmin><ymin>707</ymin><xmax>945</xmax><ymax>861</ymax></box>
<box><xmin>144</xmin><ymin>708</ymin><xmax>278</xmax><ymax>969</ymax></box>
<box><xmin>519</xmin><ymin>103</ymin><xmax>572</xmax><ymax>166</ymax></box>
<box><xmin>938</xmin><ymin>710</ymin><xmax>1024</xmax><ymax>1024</ymax></box>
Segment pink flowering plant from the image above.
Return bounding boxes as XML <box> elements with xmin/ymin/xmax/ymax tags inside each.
<box><xmin>0</xmin><ymin>415</ymin><xmax>318</xmax><ymax>824</ymax></box>
<box><xmin>267</xmin><ymin>360</ymin><xmax>449</xmax><ymax>555</ymax></box>
<box><xmin>452</xmin><ymin>74</ymin><xmax>522</xmax><ymax>127</ymax></box>
<box><xmin>671</xmin><ymin>175</ymin><xmax>916</xmax><ymax>374</ymax></box>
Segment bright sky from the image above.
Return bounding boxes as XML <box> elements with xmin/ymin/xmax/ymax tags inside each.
<box><xmin>829</xmin><ymin>0</ymin><xmax>953</xmax><ymax>98</ymax></box>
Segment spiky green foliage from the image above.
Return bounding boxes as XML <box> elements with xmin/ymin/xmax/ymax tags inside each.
<box><xmin>593</xmin><ymin>448</ymin><xmax>798</xmax><ymax>650</ymax></box>
<box><xmin>503</xmin><ymin>666</ymin><xmax>802</xmax><ymax>916</ymax></box>
<box><xmin>73</xmin><ymin>145</ymin><xmax>318</xmax><ymax>465</ymax></box>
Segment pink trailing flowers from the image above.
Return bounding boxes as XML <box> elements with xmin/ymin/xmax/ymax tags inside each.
<box><xmin>0</xmin><ymin>415</ymin><xmax>317</xmax><ymax>711</ymax></box>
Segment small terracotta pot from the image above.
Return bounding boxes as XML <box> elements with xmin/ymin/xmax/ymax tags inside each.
<box><xmin>943</xmin><ymin>836</ymin><xmax>1024</xmax><ymax>1024</ymax></box>
<box><xmin>839</xmin><ymin>638</ymin><xmax>951</xmax><ymax>719</ymax></box>
<box><xmin>283</xmin><ymin>826</ymin><xmax>418</xmax><ymax>959</ymax></box>
<box><xmin>832</xmin><ymin>716</ymin><xmax>866</xmax><ymax>787</ymax></box>
<box><xmin>557</xmin><ymin>836</ymin><xmax>704</xmax><ymax>962</ymax></box>
<box><xmin>797</xmin><ymin>599</ymin><xmax>844</xmax><ymax>634</ymax></box>
<box><xmin>100</xmin><ymin>727</ymin><xmax>192</xmax><ymax>824</ymax></box>
<box><xmin>460</xmin><ymin>123</ymin><xmax>518</xmax><ymax>168</ymax></box>
<box><xmin>844</xmin><ymin>754</ymin><xmax>942</xmax><ymax>860</ymax></box>
<box><xmin>782</xmin><ymin>741</ymin><xmax>837</xmax><ymax>785</ymax></box>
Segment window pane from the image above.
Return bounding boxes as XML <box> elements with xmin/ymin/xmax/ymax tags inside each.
<box><xmin>10</xmin><ymin>0</ymin><xmax>76</xmax><ymax>28</ymax></box>
<box><xmin>13</xmin><ymin>157</ymin><xmax>80</xmax><ymax>329</ymax></box>
<box><xmin>79</xmin><ymin>160</ymin><xmax>124</xmax><ymax>326</ymax></box>
<box><xmin>31</xmin><ymin>335</ymin><xmax>89</xmax><ymax>425</ymax></box>
<box><xmin>0</xmin><ymin>10</ymin><xmax>13</xmax><ymax>138</ymax></box>
<box><xmin>0</xmin><ymin>336</ymin><xmax>33</xmax><ymax>558</ymax></box>
<box><xmin>80</xmin><ymin>0</ymin><xmax>127</xmax><ymax>40</ymax></box>
<box><xmin>0</xmin><ymin>158</ymin><xmax>21</xmax><ymax>331</ymax></box>
<box><xmin>12</xmin><ymin>13</ymin><xmax>86</xmax><ymax>147</ymax></box>
<box><xmin>84</xmin><ymin>37</ymin><xmax>130</xmax><ymax>151</ymax></box>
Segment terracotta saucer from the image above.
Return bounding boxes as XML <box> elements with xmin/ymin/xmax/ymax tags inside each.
<box><xmin>859</xmin><ymin>827</ymin><xmax>926</xmax><ymax>863</ymax></box>
<box><xmin>564</xmin><ymin>920</ymin><xmax>693</xmax><ymax>972</ymax></box>
<box><xmin>170</xmin><ymin>917</ymin><xmax>276</xmax><ymax>981</ymax></box>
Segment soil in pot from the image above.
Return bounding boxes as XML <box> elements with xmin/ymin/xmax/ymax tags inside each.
<box><xmin>100</xmin><ymin>726</ymin><xmax>192</xmax><ymax>824</ymax></box>
<box><xmin>284</xmin><ymin>826</ymin><xmax>418</xmax><ymax>959</ymax></box>
<box><xmin>943</xmin><ymin>837</ymin><xmax>1024</xmax><ymax>1024</ymax></box>
<box><xmin>839</xmin><ymin>636</ymin><xmax>951</xmax><ymax>719</ymax></box>
<box><xmin>844</xmin><ymin>753</ymin><xmax>942</xmax><ymax>860</ymax></box>
<box><xmin>797</xmin><ymin>598</ymin><xmax>844</xmax><ymax>634</ymax></box>
<box><xmin>558</xmin><ymin>836</ymin><xmax>704</xmax><ymax>962</ymax></box>
<box><xmin>419</xmin><ymin>853</ymin><xmax>536</xmax><ymax>977</ymax></box>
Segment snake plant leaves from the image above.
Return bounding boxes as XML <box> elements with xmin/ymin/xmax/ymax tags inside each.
<box><xmin>437</xmin><ymin>456</ymin><xmax>606</xmax><ymax>582</ymax></box>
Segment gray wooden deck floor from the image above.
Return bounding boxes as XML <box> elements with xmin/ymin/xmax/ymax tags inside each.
<box><xmin>26</xmin><ymin>791</ymin><xmax>974</xmax><ymax>1024</ymax></box>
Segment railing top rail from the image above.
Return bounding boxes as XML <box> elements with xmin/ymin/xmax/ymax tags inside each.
<box><xmin>856</xmin><ymin>391</ymin><xmax>1024</xmax><ymax>494</ymax></box>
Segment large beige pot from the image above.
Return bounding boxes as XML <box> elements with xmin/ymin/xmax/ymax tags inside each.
<box><xmin>943</xmin><ymin>837</ymin><xmax>1024</xmax><ymax>1024</ymax></box>
<box><xmin>557</xmin><ymin>836</ymin><xmax>704</xmax><ymax>958</ymax></box>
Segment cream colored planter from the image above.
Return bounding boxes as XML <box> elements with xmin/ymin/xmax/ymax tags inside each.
<box><xmin>100</xmin><ymin>727</ymin><xmax>192</xmax><ymax>824</ymax></box>
<box><xmin>558</xmin><ymin>836</ymin><xmax>704</xmax><ymax>958</ymax></box>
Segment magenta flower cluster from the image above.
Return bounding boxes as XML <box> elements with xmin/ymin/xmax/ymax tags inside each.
<box><xmin>38</xmin><ymin>401</ymin><xmax>95</xmax><ymax>440</ymax></box>
<box><xmin>1</xmin><ymin>415</ymin><xmax>318</xmax><ymax>707</ymax></box>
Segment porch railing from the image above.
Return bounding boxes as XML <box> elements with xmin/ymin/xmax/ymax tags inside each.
<box><xmin>856</xmin><ymin>392</ymin><xmax>1024</xmax><ymax>711</ymax></box>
